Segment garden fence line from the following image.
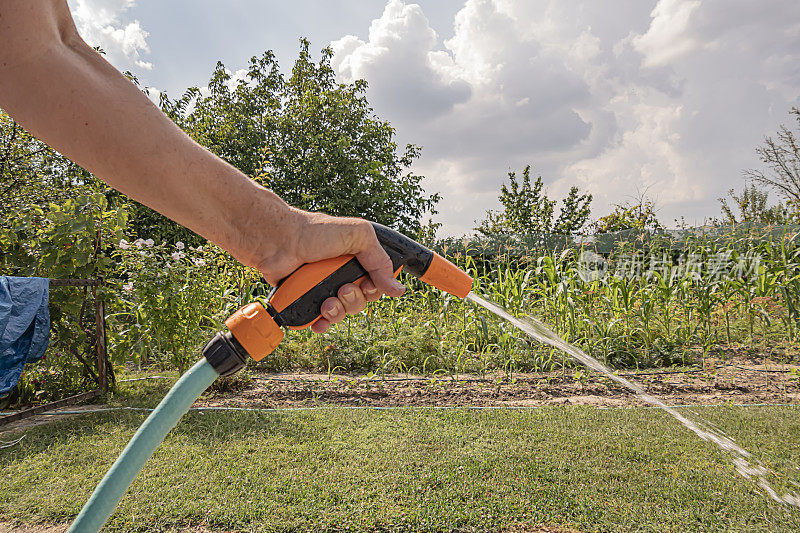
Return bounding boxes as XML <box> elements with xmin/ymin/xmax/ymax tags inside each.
<box><xmin>438</xmin><ymin>222</ymin><xmax>800</xmax><ymax>258</ymax></box>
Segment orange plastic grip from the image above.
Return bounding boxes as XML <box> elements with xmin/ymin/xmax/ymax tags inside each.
<box><xmin>270</xmin><ymin>256</ymin><xmax>354</xmax><ymax>313</ymax></box>
<box><xmin>419</xmin><ymin>252</ymin><xmax>473</xmax><ymax>298</ymax></box>
<box><xmin>225</xmin><ymin>303</ymin><xmax>284</xmax><ymax>361</ymax></box>
<box><xmin>272</xmin><ymin>256</ymin><xmax>402</xmax><ymax>331</ymax></box>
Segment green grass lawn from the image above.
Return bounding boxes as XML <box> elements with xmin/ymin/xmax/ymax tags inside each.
<box><xmin>1</xmin><ymin>400</ymin><xmax>800</xmax><ymax>532</ymax></box>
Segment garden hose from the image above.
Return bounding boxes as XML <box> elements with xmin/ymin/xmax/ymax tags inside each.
<box><xmin>66</xmin><ymin>358</ymin><xmax>218</xmax><ymax>533</ymax></box>
<box><xmin>68</xmin><ymin>223</ymin><xmax>473</xmax><ymax>533</ymax></box>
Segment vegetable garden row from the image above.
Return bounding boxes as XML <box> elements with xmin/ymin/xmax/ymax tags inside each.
<box><xmin>7</xmin><ymin>221</ymin><xmax>800</xmax><ymax>404</ymax></box>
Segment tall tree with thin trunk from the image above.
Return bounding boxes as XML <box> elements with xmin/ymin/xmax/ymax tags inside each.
<box><xmin>744</xmin><ymin>107</ymin><xmax>800</xmax><ymax>211</ymax></box>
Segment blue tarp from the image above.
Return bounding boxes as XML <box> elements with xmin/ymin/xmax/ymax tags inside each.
<box><xmin>0</xmin><ymin>276</ymin><xmax>50</xmax><ymax>396</ymax></box>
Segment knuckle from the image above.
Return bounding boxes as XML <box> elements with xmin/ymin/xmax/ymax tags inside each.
<box><xmin>356</xmin><ymin>218</ymin><xmax>373</xmax><ymax>237</ymax></box>
<box><xmin>346</xmin><ymin>219</ymin><xmax>373</xmax><ymax>251</ymax></box>
<box><xmin>358</xmin><ymin>221</ymin><xmax>380</xmax><ymax>249</ymax></box>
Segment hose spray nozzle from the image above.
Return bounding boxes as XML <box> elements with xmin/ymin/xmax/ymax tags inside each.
<box><xmin>202</xmin><ymin>223</ymin><xmax>473</xmax><ymax>375</ymax></box>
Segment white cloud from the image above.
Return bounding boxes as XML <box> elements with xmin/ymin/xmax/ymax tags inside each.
<box><xmin>332</xmin><ymin>0</ymin><xmax>595</xmax><ymax>234</ymax></box>
<box><xmin>572</xmin><ymin>0</ymin><xmax>800</xmax><ymax>225</ymax></box>
<box><xmin>566</xmin><ymin>98</ymin><xmax>700</xmax><ymax>206</ymax></box>
<box><xmin>633</xmin><ymin>0</ymin><xmax>702</xmax><ymax>68</ymax></box>
<box><xmin>68</xmin><ymin>0</ymin><xmax>153</xmax><ymax>70</ymax></box>
<box><xmin>331</xmin><ymin>0</ymin><xmax>800</xmax><ymax>234</ymax></box>
<box><xmin>332</xmin><ymin>1</ymin><xmax>470</xmax><ymax>121</ymax></box>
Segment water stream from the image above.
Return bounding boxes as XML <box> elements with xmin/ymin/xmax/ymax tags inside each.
<box><xmin>466</xmin><ymin>291</ymin><xmax>800</xmax><ymax>507</ymax></box>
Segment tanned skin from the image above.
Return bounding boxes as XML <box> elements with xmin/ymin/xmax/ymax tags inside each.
<box><xmin>0</xmin><ymin>0</ymin><xmax>405</xmax><ymax>333</ymax></box>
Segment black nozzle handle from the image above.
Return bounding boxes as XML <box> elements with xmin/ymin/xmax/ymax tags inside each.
<box><xmin>266</xmin><ymin>223</ymin><xmax>437</xmax><ymax>329</ymax></box>
<box><xmin>370</xmin><ymin>222</ymin><xmax>434</xmax><ymax>277</ymax></box>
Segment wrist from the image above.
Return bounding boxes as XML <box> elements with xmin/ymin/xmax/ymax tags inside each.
<box><xmin>222</xmin><ymin>181</ymin><xmax>304</xmax><ymax>282</ymax></box>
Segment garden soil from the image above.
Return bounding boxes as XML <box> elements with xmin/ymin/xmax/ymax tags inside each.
<box><xmin>198</xmin><ymin>354</ymin><xmax>799</xmax><ymax>410</ymax></box>
<box><xmin>3</xmin><ymin>354</ymin><xmax>798</xmax><ymax>438</ymax></box>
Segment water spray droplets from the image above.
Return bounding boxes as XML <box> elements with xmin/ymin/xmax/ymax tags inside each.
<box><xmin>466</xmin><ymin>291</ymin><xmax>800</xmax><ymax>508</ymax></box>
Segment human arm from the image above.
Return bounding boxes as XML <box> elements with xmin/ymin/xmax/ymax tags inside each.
<box><xmin>0</xmin><ymin>0</ymin><xmax>404</xmax><ymax>332</ymax></box>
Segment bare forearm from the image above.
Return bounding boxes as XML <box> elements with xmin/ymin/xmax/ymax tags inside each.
<box><xmin>0</xmin><ymin>1</ymin><xmax>404</xmax><ymax>324</ymax></box>
<box><xmin>0</xmin><ymin>3</ymin><xmax>293</xmax><ymax>265</ymax></box>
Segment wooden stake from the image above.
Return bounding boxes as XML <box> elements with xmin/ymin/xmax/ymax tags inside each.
<box><xmin>95</xmin><ymin>294</ymin><xmax>108</xmax><ymax>392</ymax></box>
<box><xmin>0</xmin><ymin>390</ymin><xmax>100</xmax><ymax>427</ymax></box>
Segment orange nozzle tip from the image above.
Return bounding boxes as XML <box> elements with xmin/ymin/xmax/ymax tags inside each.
<box><xmin>420</xmin><ymin>252</ymin><xmax>473</xmax><ymax>299</ymax></box>
<box><xmin>225</xmin><ymin>303</ymin><xmax>284</xmax><ymax>361</ymax></box>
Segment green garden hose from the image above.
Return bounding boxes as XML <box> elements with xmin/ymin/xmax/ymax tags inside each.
<box><xmin>67</xmin><ymin>358</ymin><xmax>219</xmax><ymax>533</ymax></box>
<box><xmin>67</xmin><ymin>224</ymin><xmax>474</xmax><ymax>532</ymax></box>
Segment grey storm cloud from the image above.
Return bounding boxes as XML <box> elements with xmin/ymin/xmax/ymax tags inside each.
<box><xmin>332</xmin><ymin>0</ymin><xmax>800</xmax><ymax>235</ymax></box>
<box><xmin>66</xmin><ymin>0</ymin><xmax>800</xmax><ymax>236</ymax></box>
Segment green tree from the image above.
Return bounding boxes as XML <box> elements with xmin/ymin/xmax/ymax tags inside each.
<box><xmin>593</xmin><ymin>197</ymin><xmax>662</xmax><ymax>233</ymax></box>
<box><xmin>1</xmin><ymin>108</ymin><xmax>130</xmax><ymax>398</ymax></box>
<box><xmin>744</xmin><ymin>107</ymin><xmax>800</xmax><ymax>211</ymax></box>
<box><xmin>554</xmin><ymin>186</ymin><xmax>593</xmax><ymax>234</ymax></box>
<box><xmin>153</xmin><ymin>39</ymin><xmax>438</xmax><ymax>239</ymax></box>
<box><xmin>1</xmin><ymin>109</ymin><xmax>116</xmax><ymax>255</ymax></box>
<box><xmin>1</xmin><ymin>111</ymin><xmax>85</xmax><ymax>212</ymax></box>
<box><xmin>476</xmin><ymin>164</ymin><xmax>592</xmax><ymax>235</ymax></box>
<box><xmin>718</xmin><ymin>184</ymin><xmax>792</xmax><ymax>224</ymax></box>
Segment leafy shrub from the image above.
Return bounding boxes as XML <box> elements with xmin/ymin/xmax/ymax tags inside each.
<box><xmin>1</xmin><ymin>191</ymin><xmax>127</xmax><ymax>404</ymax></box>
<box><xmin>111</xmin><ymin>239</ymin><xmax>262</xmax><ymax>373</ymax></box>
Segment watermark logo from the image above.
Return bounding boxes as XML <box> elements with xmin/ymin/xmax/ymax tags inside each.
<box><xmin>578</xmin><ymin>250</ymin><xmax>608</xmax><ymax>282</ymax></box>
<box><xmin>577</xmin><ymin>250</ymin><xmax>762</xmax><ymax>282</ymax></box>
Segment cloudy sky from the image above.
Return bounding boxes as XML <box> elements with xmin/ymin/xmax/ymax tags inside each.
<box><xmin>67</xmin><ymin>0</ymin><xmax>800</xmax><ymax>235</ymax></box>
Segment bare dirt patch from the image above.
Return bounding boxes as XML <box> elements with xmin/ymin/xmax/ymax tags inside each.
<box><xmin>199</xmin><ymin>355</ymin><xmax>800</xmax><ymax>410</ymax></box>
<box><xmin>3</xmin><ymin>354</ymin><xmax>797</xmax><ymax>438</ymax></box>
<box><xmin>0</xmin><ymin>404</ymin><xmax>107</xmax><ymax>436</ymax></box>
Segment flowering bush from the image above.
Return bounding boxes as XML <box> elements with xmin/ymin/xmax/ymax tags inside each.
<box><xmin>112</xmin><ymin>238</ymin><xmax>266</xmax><ymax>373</ymax></box>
